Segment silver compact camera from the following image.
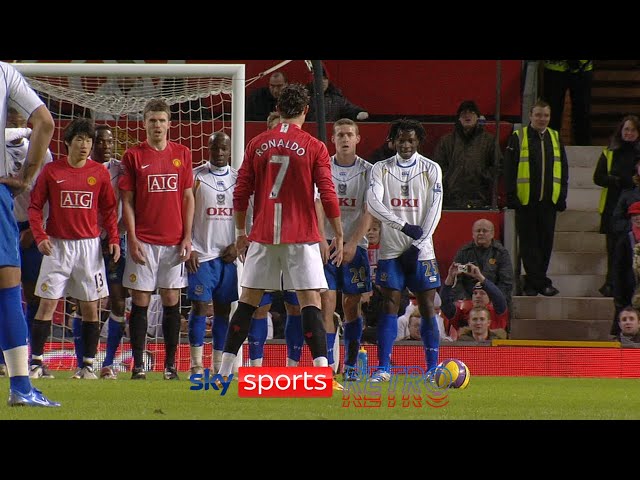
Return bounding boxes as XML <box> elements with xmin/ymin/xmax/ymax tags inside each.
<box><xmin>457</xmin><ymin>264</ymin><xmax>469</xmax><ymax>273</ymax></box>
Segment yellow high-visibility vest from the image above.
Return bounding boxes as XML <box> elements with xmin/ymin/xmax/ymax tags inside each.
<box><xmin>598</xmin><ymin>148</ymin><xmax>614</xmax><ymax>214</ymax></box>
<box><xmin>543</xmin><ymin>60</ymin><xmax>593</xmax><ymax>73</ymax></box>
<box><xmin>514</xmin><ymin>127</ymin><xmax>562</xmax><ymax>205</ymax></box>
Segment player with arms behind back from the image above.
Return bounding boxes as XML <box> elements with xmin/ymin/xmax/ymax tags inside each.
<box><xmin>217</xmin><ymin>83</ymin><xmax>344</xmax><ymax>378</ymax></box>
<box><xmin>367</xmin><ymin>118</ymin><xmax>443</xmax><ymax>382</ymax></box>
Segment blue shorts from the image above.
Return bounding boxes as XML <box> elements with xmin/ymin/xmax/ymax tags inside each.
<box><xmin>259</xmin><ymin>290</ymin><xmax>299</xmax><ymax>307</ymax></box>
<box><xmin>324</xmin><ymin>244</ymin><xmax>371</xmax><ymax>294</ymax></box>
<box><xmin>188</xmin><ymin>257</ymin><xmax>238</xmax><ymax>304</ymax></box>
<box><xmin>0</xmin><ymin>185</ymin><xmax>20</xmax><ymax>268</ymax></box>
<box><xmin>17</xmin><ymin>221</ymin><xmax>43</xmax><ymax>283</ymax></box>
<box><xmin>102</xmin><ymin>236</ymin><xmax>127</xmax><ymax>284</ymax></box>
<box><xmin>376</xmin><ymin>257</ymin><xmax>441</xmax><ymax>293</ymax></box>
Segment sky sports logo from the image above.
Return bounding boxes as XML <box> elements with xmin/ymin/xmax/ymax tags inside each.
<box><xmin>239</xmin><ymin>367</ymin><xmax>332</xmax><ymax>398</ymax></box>
<box><xmin>188</xmin><ymin>367</ymin><xmax>333</xmax><ymax>398</ymax></box>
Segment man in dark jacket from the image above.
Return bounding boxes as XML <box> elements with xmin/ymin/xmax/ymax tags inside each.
<box><xmin>433</xmin><ymin>100</ymin><xmax>501</xmax><ymax>209</ymax></box>
<box><xmin>245</xmin><ymin>71</ymin><xmax>288</xmax><ymax>121</ymax></box>
<box><xmin>504</xmin><ymin>99</ymin><xmax>569</xmax><ymax>297</ymax></box>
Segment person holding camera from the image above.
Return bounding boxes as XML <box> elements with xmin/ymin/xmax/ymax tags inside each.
<box><xmin>439</xmin><ymin>262</ymin><xmax>509</xmax><ymax>334</ymax></box>
<box><xmin>452</xmin><ymin>218</ymin><xmax>514</xmax><ymax>305</ymax></box>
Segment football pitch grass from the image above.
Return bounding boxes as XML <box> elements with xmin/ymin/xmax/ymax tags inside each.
<box><xmin>1</xmin><ymin>372</ymin><xmax>640</xmax><ymax>420</ymax></box>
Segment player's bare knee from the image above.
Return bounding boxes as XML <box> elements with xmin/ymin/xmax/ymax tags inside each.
<box><xmin>192</xmin><ymin>300</ymin><xmax>208</xmax><ymax>317</ymax></box>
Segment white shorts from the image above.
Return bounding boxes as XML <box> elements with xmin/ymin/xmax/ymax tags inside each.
<box><xmin>241</xmin><ymin>242</ymin><xmax>328</xmax><ymax>291</ymax></box>
<box><xmin>36</xmin><ymin>237</ymin><xmax>108</xmax><ymax>302</ymax></box>
<box><xmin>123</xmin><ymin>240</ymin><xmax>187</xmax><ymax>291</ymax></box>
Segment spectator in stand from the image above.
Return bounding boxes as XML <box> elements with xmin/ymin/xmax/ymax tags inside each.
<box><xmin>433</xmin><ymin>100</ymin><xmax>502</xmax><ymax>209</ymax></box>
<box><xmin>306</xmin><ymin>67</ymin><xmax>369</xmax><ymax>122</ymax></box>
<box><xmin>542</xmin><ymin>60</ymin><xmax>593</xmax><ymax>146</ymax></box>
<box><xmin>452</xmin><ymin>218</ymin><xmax>514</xmax><ymax>307</ymax></box>
<box><xmin>440</xmin><ymin>262</ymin><xmax>509</xmax><ymax>334</ymax></box>
<box><xmin>612</xmin><ymin>158</ymin><xmax>640</xmax><ymax>238</ymax></box>
<box><xmin>266</xmin><ymin>111</ymin><xmax>281</xmax><ymax>129</ymax></box>
<box><xmin>246</xmin><ymin>72</ymin><xmax>288</xmax><ymax>122</ymax></box>
<box><xmin>504</xmin><ymin>99</ymin><xmax>568</xmax><ymax>297</ymax></box>
<box><xmin>611</xmin><ymin>201</ymin><xmax>640</xmax><ymax>336</ymax></box>
<box><xmin>612</xmin><ymin>306</ymin><xmax>640</xmax><ymax>345</ymax></box>
<box><xmin>396</xmin><ymin>292</ymin><xmax>454</xmax><ymax>342</ymax></box>
<box><xmin>593</xmin><ymin>115</ymin><xmax>640</xmax><ymax>297</ymax></box>
<box><xmin>457</xmin><ymin>306</ymin><xmax>507</xmax><ymax>342</ymax></box>
<box><xmin>369</xmin><ymin>137</ymin><xmax>395</xmax><ymax>164</ymax></box>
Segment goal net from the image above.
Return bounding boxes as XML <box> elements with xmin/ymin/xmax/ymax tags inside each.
<box><xmin>13</xmin><ymin>62</ymin><xmax>246</xmax><ymax>373</ymax></box>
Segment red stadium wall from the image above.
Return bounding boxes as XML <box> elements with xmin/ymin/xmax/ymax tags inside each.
<box><xmin>43</xmin><ymin>342</ymin><xmax>640</xmax><ymax>379</ymax></box>
<box><xmin>22</xmin><ymin>60</ymin><xmax>522</xmax><ymax>119</ymax></box>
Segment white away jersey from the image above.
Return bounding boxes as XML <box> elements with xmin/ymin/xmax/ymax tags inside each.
<box><xmin>322</xmin><ymin>156</ymin><xmax>372</xmax><ymax>249</ymax></box>
<box><xmin>367</xmin><ymin>153</ymin><xmax>443</xmax><ymax>261</ymax></box>
<box><xmin>0</xmin><ymin>62</ymin><xmax>45</xmax><ymax>177</ymax></box>
<box><xmin>98</xmin><ymin>157</ymin><xmax>124</xmax><ymax>238</ymax></box>
<box><xmin>192</xmin><ymin>164</ymin><xmax>238</xmax><ymax>262</ymax></box>
<box><xmin>6</xmin><ymin>137</ymin><xmax>53</xmax><ymax>222</ymax></box>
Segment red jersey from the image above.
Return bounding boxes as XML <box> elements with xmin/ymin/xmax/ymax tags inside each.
<box><xmin>118</xmin><ymin>141</ymin><xmax>193</xmax><ymax>246</ymax></box>
<box><xmin>28</xmin><ymin>157</ymin><xmax>118</xmax><ymax>245</ymax></box>
<box><xmin>234</xmin><ymin>123</ymin><xmax>340</xmax><ymax>244</ymax></box>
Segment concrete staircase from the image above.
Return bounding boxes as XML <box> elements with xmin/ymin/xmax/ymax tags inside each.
<box><xmin>510</xmin><ymin>145</ymin><xmax>616</xmax><ymax>341</ymax></box>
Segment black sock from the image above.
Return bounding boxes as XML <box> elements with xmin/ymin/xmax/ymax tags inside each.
<box><xmin>81</xmin><ymin>321</ymin><xmax>100</xmax><ymax>366</ymax></box>
<box><xmin>162</xmin><ymin>303</ymin><xmax>181</xmax><ymax>368</ymax></box>
<box><xmin>223</xmin><ymin>302</ymin><xmax>256</xmax><ymax>354</ymax></box>
<box><xmin>31</xmin><ymin>319</ymin><xmax>51</xmax><ymax>364</ymax></box>
<box><xmin>129</xmin><ymin>303</ymin><xmax>148</xmax><ymax>369</ymax></box>
<box><xmin>301</xmin><ymin>306</ymin><xmax>327</xmax><ymax>360</ymax></box>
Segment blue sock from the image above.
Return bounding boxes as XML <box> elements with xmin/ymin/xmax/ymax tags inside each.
<box><xmin>420</xmin><ymin>316</ymin><xmax>440</xmax><ymax>370</ymax></box>
<box><xmin>72</xmin><ymin>315</ymin><xmax>83</xmax><ymax>368</ymax></box>
<box><xmin>212</xmin><ymin>315</ymin><xmax>228</xmax><ymax>351</ymax></box>
<box><xmin>284</xmin><ymin>314</ymin><xmax>303</xmax><ymax>362</ymax></box>
<box><xmin>102</xmin><ymin>317</ymin><xmax>124</xmax><ymax>367</ymax></box>
<box><xmin>188</xmin><ymin>313</ymin><xmax>206</xmax><ymax>347</ymax></box>
<box><xmin>342</xmin><ymin>316</ymin><xmax>363</xmax><ymax>368</ymax></box>
<box><xmin>248</xmin><ymin>317</ymin><xmax>268</xmax><ymax>360</ymax></box>
<box><xmin>326</xmin><ymin>332</ymin><xmax>336</xmax><ymax>366</ymax></box>
<box><xmin>377</xmin><ymin>313</ymin><xmax>398</xmax><ymax>371</ymax></box>
<box><xmin>0</xmin><ymin>285</ymin><xmax>32</xmax><ymax>394</ymax></box>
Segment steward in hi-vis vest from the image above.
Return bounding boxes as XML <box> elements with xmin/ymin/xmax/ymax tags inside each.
<box><xmin>504</xmin><ymin>99</ymin><xmax>568</xmax><ymax>297</ymax></box>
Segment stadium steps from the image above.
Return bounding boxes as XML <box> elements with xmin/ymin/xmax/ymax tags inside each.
<box><xmin>510</xmin><ymin>145</ymin><xmax>614</xmax><ymax>340</ymax></box>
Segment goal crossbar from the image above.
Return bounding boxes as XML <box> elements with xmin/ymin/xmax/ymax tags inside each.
<box><xmin>13</xmin><ymin>62</ymin><xmax>246</xmax><ymax>170</ymax></box>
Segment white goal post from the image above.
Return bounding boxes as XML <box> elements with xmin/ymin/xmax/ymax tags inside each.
<box><xmin>13</xmin><ymin>62</ymin><xmax>246</xmax><ymax>169</ymax></box>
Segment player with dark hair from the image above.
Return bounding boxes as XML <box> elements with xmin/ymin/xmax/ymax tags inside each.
<box><xmin>0</xmin><ymin>61</ymin><xmax>59</xmax><ymax>407</ymax></box>
<box><xmin>367</xmin><ymin>118</ymin><xmax>443</xmax><ymax>382</ymax></box>
<box><xmin>70</xmin><ymin>124</ymin><xmax>129</xmax><ymax>379</ymax></box>
<box><xmin>217</xmin><ymin>83</ymin><xmax>344</xmax><ymax>379</ymax></box>
<box><xmin>29</xmin><ymin>118</ymin><xmax>120</xmax><ymax>381</ymax></box>
<box><xmin>186</xmin><ymin>132</ymin><xmax>239</xmax><ymax>375</ymax></box>
<box><xmin>119</xmin><ymin>98</ymin><xmax>195</xmax><ymax>380</ymax></box>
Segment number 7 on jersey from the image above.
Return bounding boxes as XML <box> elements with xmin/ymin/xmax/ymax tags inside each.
<box><xmin>269</xmin><ymin>155</ymin><xmax>290</xmax><ymax>199</ymax></box>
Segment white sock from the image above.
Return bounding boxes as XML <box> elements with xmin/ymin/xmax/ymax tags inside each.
<box><xmin>212</xmin><ymin>350</ymin><xmax>223</xmax><ymax>373</ymax></box>
<box><xmin>218</xmin><ymin>352</ymin><xmax>236</xmax><ymax>378</ymax></box>
<box><xmin>313</xmin><ymin>356</ymin><xmax>328</xmax><ymax>367</ymax></box>
<box><xmin>3</xmin><ymin>345</ymin><xmax>29</xmax><ymax>377</ymax></box>
<box><xmin>190</xmin><ymin>345</ymin><xmax>203</xmax><ymax>368</ymax></box>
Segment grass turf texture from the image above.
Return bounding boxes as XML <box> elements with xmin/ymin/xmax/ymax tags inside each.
<box><xmin>1</xmin><ymin>372</ymin><xmax>639</xmax><ymax>420</ymax></box>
